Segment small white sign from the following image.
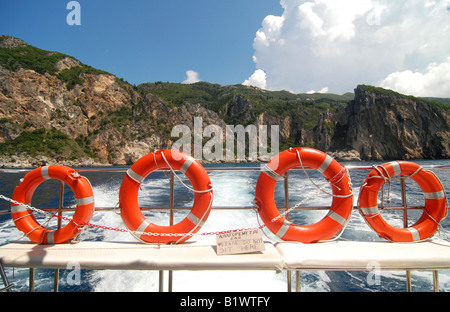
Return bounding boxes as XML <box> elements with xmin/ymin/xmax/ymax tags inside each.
<box><xmin>216</xmin><ymin>229</ymin><xmax>265</xmax><ymax>255</ymax></box>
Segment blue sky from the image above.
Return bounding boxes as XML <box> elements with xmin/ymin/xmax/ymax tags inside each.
<box><xmin>1</xmin><ymin>0</ymin><xmax>450</xmax><ymax>97</ymax></box>
<box><xmin>0</xmin><ymin>0</ymin><xmax>282</xmax><ymax>86</ymax></box>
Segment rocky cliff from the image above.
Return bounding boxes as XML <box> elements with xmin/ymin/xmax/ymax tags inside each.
<box><xmin>0</xmin><ymin>36</ymin><xmax>449</xmax><ymax>168</ymax></box>
<box><xmin>347</xmin><ymin>86</ymin><xmax>450</xmax><ymax>160</ymax></box>
<box><xmin>316</xmin><ymin>85</ymin><xmax>450</xmax><ymax>161</ymax></box>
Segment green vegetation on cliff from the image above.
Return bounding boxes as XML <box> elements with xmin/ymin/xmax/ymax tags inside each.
<box><xmin>138</xmin><ymin>81</ymin><xmax>354</xmax><ymax>128</ymax></box>
<box><xmin>0</xmin><ymin>43</ymin><xmax>67</xmax><ymax>76</ymax></box>
<box><xmin>57</xmin><ymin>65</ymin><xmax>110</xmax><ymax>90</ymax></box>
<box><xmin>0</xmin><ymin>120</ymin><xmax>96</xmax><ymax>160</ymax></box>
<box><xmin>358</xmin><ymin>85</ymin><xmax>449</xmax><ymax>109</ymax></box>
<box><xmin>0</xmin><ymin>35</ymin><xmax>110</xmax><ymax>90</ymax></box>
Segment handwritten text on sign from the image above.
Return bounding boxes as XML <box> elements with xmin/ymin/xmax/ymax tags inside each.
<box><xmin>216</xmin><ymin>229</ymin><xmax>265</xmax><ymax>255</ymax></box>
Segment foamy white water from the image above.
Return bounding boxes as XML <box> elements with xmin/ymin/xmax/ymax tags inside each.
<box><xmin>87</xmin><ymin>169</ymin><xmax>294</xmax><ymax>292</ymax></box>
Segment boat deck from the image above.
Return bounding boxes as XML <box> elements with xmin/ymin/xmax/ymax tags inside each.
<box><xmin>0</xmin><ymin>241</ymin><xmax>284</xmax><ymax>271</ymax></box>
<box><xmin>1</xmin><ymin>239</ymin><xmax>450</xmax><ymax>291</ymax></box>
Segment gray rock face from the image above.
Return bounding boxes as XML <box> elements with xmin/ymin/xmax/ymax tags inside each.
<box><xmin>346</xmin><ymin>86</ymin><xmax>450</xmax><ymax>160</ymax></box>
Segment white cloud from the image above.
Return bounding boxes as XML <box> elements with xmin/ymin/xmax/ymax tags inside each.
<box><xmin>381</xmin><ymin>57</ymin><xmax>450</xmax><ymax>97</ymax></box>
<box><xmin>297</xmin><ymin>0</ymin><xmax>374</xmax><ymax>41</ymax></box>
<box><xmin>245</xmin><ymin>0</ymin><xmax>450</xmax><ymax>97</ymax></box>
<box><xmin>254</xmin><ymin>15</ymin><xmax>285</xmax><ymax>48</ymax></box>
<box><xmin>243</xmin><ymin>69</ymin><xmax>267</xmax><ymax>89</ymax></box>
<box><xmin>182</xmin><ymin>70</ymin><xmax>201</xmax><ymax>84</ymax></box>
<box><xmin>306</xmin><ymin>86</ymin><xmax>329</xmax><ymax>94</ymax></box>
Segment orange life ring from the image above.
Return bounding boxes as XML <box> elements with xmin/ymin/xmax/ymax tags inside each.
<box><xmin>119</xmin><ymin>150</ymin><xmax>213</xmax><ymax>244</ymax></box>
<box><xmin>255</xmin><ymin>148</ymin><xmax>353</xmax><ymax>243</ymax></box>
<box><xmin>11</xmin><ymin>165</ymin><xmax>94</xmax><ymax>244</ymax></box>
<box><xmin>359</xmin><ymin>161</ymin><xmax>448</xmax><ymax>242</ymax></box>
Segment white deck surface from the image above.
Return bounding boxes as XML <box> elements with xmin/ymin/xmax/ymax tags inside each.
<box><xmin>276</xmin><ymin>240</ymin><xmax>450</xmax><ymax>270</ymax></box>
<box><xmin>0</xmin><ymin>241</ymin><xmax>284</xmax><ymax>271</ymax></box>
<box><xmin>1</xmin><ymin>240</ymin><xmax>450</xmax><ymax>272</ymax></box>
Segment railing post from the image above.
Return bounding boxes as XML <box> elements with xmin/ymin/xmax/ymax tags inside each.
<box><xmin>284</xmin><ymin>172</ymin><xmax>291</xmax><ymax>292</ymax></box>
<box><xmin>433</xmin><ymin>270</ymin><xmax>439</xmax><ymax>292</ymax></box>
<box><xmin>296</xmin><ymin>271</ymin><xmax>301</xmax><ymax>292</ymax></box>
<box><xmin>169</xmin><ymin>171</ymin><xmax>174</xmax><ymax>292</ymax></box>
<box><xmin>0</xmin><ymin>259</ymin><xmax>13</xmax><ymax>292</ymax></box>
<box><xmin>169</xmin><ymin>271</ymin><xmax>173</xmax><ymax>292</ymax></box>
<box><xmin>406</xmin><ymin>271</ymin><xmax>412</xmax><ymax>292</ymax></box>
<box><xmin>169</xmin><ymin>171</ymin><xmax>174</xmax><ymax>226</ymax></box>
<box><xmin>29</xmin><ymin>268</ymin><xmax>35</xmax><ymax>292</ymax></box>
<box><xmin>159</xmin><ymin>270</ymin><xmax>164</xmax><ymax>292</ymax></box>
<box><xmin>400</xmin><ymin>177</ymin><xmax>413</xmax><ymax>292</ymax></box>
<box><xmin>401</xmin><ymin>177</ymin><xmax>408</xmax><ymax>228</ymax></box>
<box><xmin>54</xmin><ymin>181</ymin><xmax>65</xmax><ymax>292</ymax></box>
<box><xmin>284</xmin><ymin>172</ymin><xmax>289</xmax><ymax>221</ymax></box>
<box><xmin>287</xmin><ymin>271</ymin><xmax>291</xmax><ymax>292</ymax></box>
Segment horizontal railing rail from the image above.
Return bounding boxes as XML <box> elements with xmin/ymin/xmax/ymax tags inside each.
<box><xmin>0</xmin><ymin>164</ymin><xmax>448</xmax><ymax>173</ymax></box>
<box><xmin>0</xmin><ymin>164</ymin><xmax>449</xmax><ymax>216</ymax></box>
